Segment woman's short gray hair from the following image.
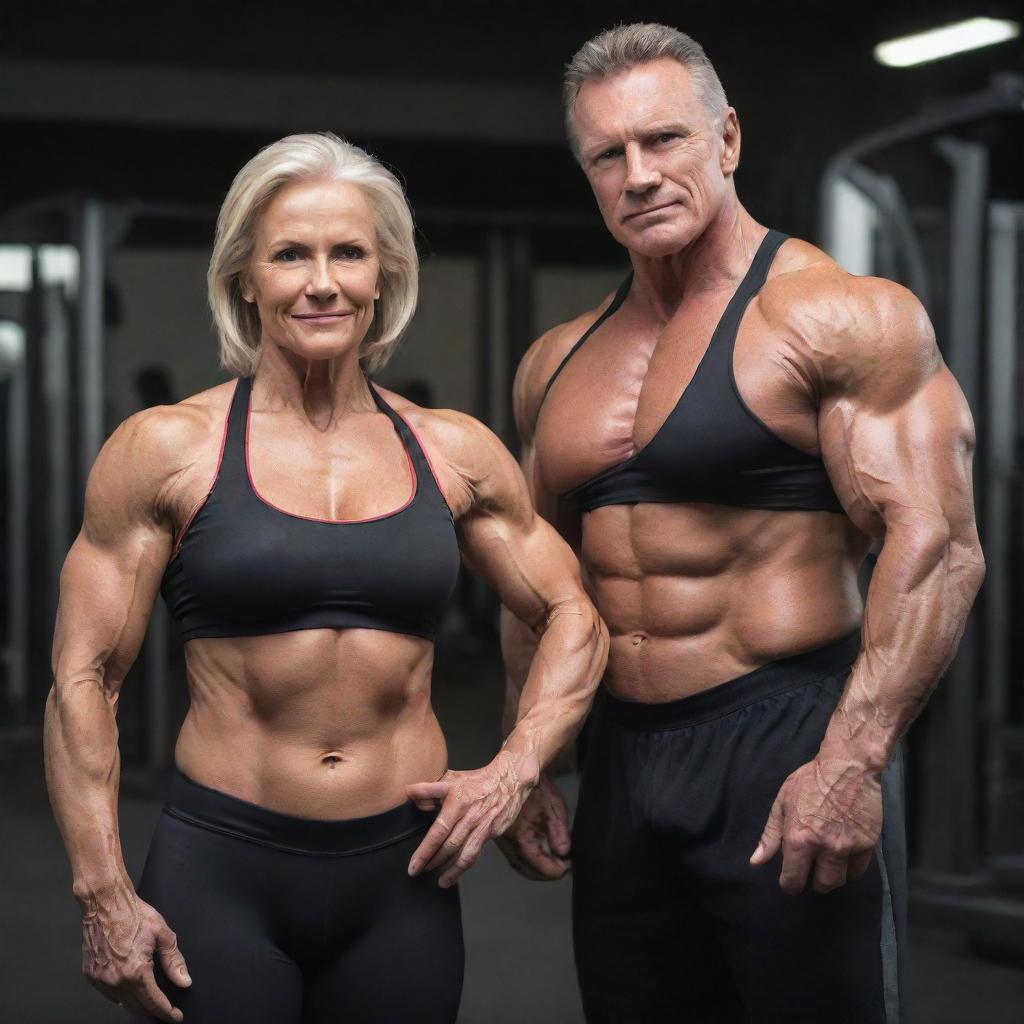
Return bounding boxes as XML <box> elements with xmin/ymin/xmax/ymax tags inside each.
<box><xmin>563</xmin><ymin>23</ymin><xmax>729</xmax><ymax>159</ymax></box>
<box><xmin>209</xmin><ymin>132</ymin><xmax>418</xmax><ymax>376</ymax></box>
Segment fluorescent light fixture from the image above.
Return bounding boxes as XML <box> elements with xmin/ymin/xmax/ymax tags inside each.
<box><xmin>0</xmin><ymin>244</ymin><xmax>79</xmax><ymax>294</ymax></box>
<box><xmin>0</xmin><ymin>246</ymin><xmax>31</xmax><ymax>291</ymax></box>
<box><xmin>875</xmin><ymin>17</ymin><xmax>1020</xmax><ymax>68</ymax></box>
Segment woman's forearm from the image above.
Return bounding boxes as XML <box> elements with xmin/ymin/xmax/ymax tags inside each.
<box><xmin>44</xmin><ymin>678</ymin><xmax>134</xmax><ymax>904</ymax></box>
<box><xmin>500</xmin><ymin>596</ymin><xmax>608</xmax><ymax>785</ymax></box>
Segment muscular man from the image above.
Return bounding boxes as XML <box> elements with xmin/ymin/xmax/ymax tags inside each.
<box><xmin>499</xmin><ymin>23</ymin><xmax>984</xmax><ymax>1024</ymax></box>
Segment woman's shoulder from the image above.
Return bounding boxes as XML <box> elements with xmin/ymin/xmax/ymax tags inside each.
<box><xmin>376</xmin><ymin>387</ymin><xmax>508</xmax><ymax>464</ymax></box>
<box><xmin>374</xmin><ymin>387</ymin><xmax>521</xmax><ymax>515</ymax></box>
<box><xmin>109</xmin><ymin>380</ymin><xmax>234</xmax><ymax>459</ymax></box>
<box><xmin>90</xmin><ymin>380</ymin><xmax>239</xmax><ymax>508</ymax></box>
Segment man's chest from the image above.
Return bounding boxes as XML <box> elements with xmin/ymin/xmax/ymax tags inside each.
<box><xmin>534</xmin><ymin>297</ymin><xmax>822</xmax><ymax>499</ymax></box>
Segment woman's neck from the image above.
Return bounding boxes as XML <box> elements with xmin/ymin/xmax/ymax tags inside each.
<box><xmin>250</xmin><ymin>342</ymin><xmax>375</xmax><ymax>431</ymax></box>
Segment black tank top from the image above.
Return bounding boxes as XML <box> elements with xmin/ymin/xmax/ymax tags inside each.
<box><xmin>161</xmin><ymin>377</ymin><xmax>461</xmax><ymax>641</ymax></box>
<box><xmin>542</xmin><ymin>230</ymin><xmax>843</xmax><ymax>515</ymax></box>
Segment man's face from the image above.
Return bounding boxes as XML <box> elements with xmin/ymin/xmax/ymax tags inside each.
<box><xmin>573</xmin><ymin>59</ymin><xmax>738</xmax><ymax>257</ymax></box>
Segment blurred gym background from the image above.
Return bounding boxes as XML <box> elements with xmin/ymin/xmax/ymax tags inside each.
<box><xmin>1</xmin><ymin>1</ymin><xmax>1023</xmax><ymax>1020</ymax></box>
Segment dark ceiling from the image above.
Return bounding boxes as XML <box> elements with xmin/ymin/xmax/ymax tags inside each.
<box><xmin>2</xmin><ymin>0</ymin><xmax>1022</xmax><ymax>254</ymax></box>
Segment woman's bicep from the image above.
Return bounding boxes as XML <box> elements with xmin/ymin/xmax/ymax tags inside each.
<box><xmin>52</xmin><ymin>427</ymin><xmax>174</xmax><ymax>693</ymax></box>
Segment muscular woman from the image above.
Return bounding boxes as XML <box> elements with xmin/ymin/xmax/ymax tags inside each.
<box><xmin>44</xmin><ymin>132</ymin><xmax>607</xmax><ymax>1024</ymax></box>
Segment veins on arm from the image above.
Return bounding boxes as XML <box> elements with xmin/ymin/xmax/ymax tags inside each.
<box><xmin>796</xmin><ymin>274</ymin><xmax>984</xmax><ymax>766</ymax></box>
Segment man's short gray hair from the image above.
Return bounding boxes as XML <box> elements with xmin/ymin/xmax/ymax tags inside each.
<box><xmin>209</xmin><ymin>132</ymin><xmax>418</xmax><ymax>377</ymax></box>
<box><xmin>563</xmin><ymin>23</ymin><xmax>729</xmax><ymax>158</ymax></box>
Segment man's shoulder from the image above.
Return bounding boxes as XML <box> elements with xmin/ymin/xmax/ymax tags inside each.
<box><xmin>762</xmin><ymin>239</ymin><xmax>934</xmax><ymax>370</ymax></box>
<box><xmin>514</xmin><ymin>294</ymin><xmax>619</xmax><ymax>442</ymax></box>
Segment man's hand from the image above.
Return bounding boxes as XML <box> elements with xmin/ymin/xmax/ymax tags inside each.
<box><xmin>406</xmin><ymin>750</ymin><xmax>536</xmax><ymax>888</ymax></box>
<box><xmin>80</xmin><ymin>885</ymin><xmax>190</xmax><ymax>1022</ymax></box>
<box><xmin>495</xmin><ymin>773</ymin><xmax>571</xmax><ymax>881</ymax></box>
<box><xmin>749</xmin><ymin>757</ymin><xmax>882</xmax><ymax>895</ymax></box>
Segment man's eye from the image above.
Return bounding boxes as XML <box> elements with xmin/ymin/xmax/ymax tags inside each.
<box><xmin>657</xmin><ymin>133</ymin><xmax>678</xmax><ymax>144</ymax></box>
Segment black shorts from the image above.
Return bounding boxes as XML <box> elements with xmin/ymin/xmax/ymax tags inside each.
<box><xmin>572</xmin><ymin>631</ymin><xmax>905</xmax><ymax>1024</ymax></box>
<box><xmin>137</xmin><ymin>772</ymin><xmax>464</xmax><ymax>1023</ymax></box>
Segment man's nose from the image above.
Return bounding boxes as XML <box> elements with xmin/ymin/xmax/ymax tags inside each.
<box><xmin>623</xmin><ymin>145</ymin><xmax>661</xmax><ymax>195</ymax></box>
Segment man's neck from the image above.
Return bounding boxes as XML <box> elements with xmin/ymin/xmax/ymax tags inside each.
<box><xmin>628</xmin><ymin>198</ymin><xmax>765</xmax><ymax>322</ymax></box>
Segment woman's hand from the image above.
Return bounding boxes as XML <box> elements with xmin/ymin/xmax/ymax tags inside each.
<box><xmin>80</xmin><ymin>884</ymin><xmax>191</xmax><ymax>1023</ymax></box>
<box><xmin>406</xmin><ymin>750</ymin><xmax>536</xmax><ymax>888</ymax></box>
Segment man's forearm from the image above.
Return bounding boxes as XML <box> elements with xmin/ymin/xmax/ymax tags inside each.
<box><xmin>44</xmin><ymin>680</ymin><xmax>134</xmax><ymax>904</ymax></box>
<box><xmin>499</xmin><ymin>598</ymin><xmax>608</xmax><ymax>785</ymax></box>
<box><xmin>819</xmin><ymin>518</ymin><xmax>985</xmax><ymax>771</ymax></box>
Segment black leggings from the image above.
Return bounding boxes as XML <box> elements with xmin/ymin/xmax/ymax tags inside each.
<box><xmin>137</xmin><ymin>772</ymin><xmax>464</xmax><ymax>1023</ymax></box>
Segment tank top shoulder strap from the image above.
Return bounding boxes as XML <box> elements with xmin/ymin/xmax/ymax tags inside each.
<box><xmin>369</xmin><ymin>384</ymin><xmax>452</xmax><ymax>515</ymax></box>
<box><xmin>712</xmin><ymin>229</ymin><xmax>788</xmax><ymax>357</ymax></box>
<box><xmin>212</xmin><ymin>376</ymin><xmax>252</xmax><ymax>488</ymax></box>
<box><xmin>540</xmin><ymin>272</ymin><xmax>634</xmax><ymax>407</ymax></box>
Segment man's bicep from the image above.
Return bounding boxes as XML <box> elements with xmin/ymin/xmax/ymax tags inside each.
<box><xmin>820</xmin><ymin>364</ymin><xmax>977</xmax><ymax>538</ymax></box>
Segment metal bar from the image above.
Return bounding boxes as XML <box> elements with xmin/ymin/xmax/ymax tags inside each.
<box><xmin>42</xmin><ymin>285</ymin><xmax>71</xmax><ymax>601</ymax></box>
<box><xmin>476</xmin><ymin>244</ymin><xmax>493</xmax><ymax>427</ymax></box>
<box><xmin>819</xmin><ymin>73</ymin><xmax>1024</xmax><ymax>250</ymax></box>
<box><xmin>486</xmin><ymin>229</ymin><xmax>509</xmax><ymax>439</ymax></box>
<box><xmin>77</xmin><ymin>199</ymin><xmax>105</xmax><ymax>493</ymax></box>
<box><xmin>842</xmin><ymin>164</ymin><xmax>933</xmax><ymax>311</ymax></box>
<box><xmin>825</xmin><ymin>177</ymin><xmax>877</xmax><ymax>275</ymax></box>
<box><xmin>932</xmin><ymin>135</ymin><xmax>988</xmax><ymax>874</ymax></box>
<box><xmin>983</xmin><ymin>202</ymin><xmax>1020</xmax><ymax>855</ymax></box>
<box><xmin>505</xmin><ymin>228</ymin><xmax>534</xmax><ymax>454</ymax></box>
<box><xmin>2</xmin><ymin>321</ymin><xmax>28</xmax><ymax>717</ymax></box>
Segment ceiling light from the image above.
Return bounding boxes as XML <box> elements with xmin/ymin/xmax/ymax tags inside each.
<box><xmin>875</xmin><ymin>17</ymin><xmax>1020</xmax><ymax>68</ymax></box>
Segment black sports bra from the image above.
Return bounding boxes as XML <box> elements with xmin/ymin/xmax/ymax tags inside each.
<box><xmin>541</xmin><ymin>230</ymin><xmax>843</xmax><ymax>515</ymax></box>
<box><xmin>161</xmin><ymin>377</ymin><xmax>461</xmax><ymax>641</ymax></box>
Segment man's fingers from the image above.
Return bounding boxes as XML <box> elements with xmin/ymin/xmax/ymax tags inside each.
<box><xmin>546</xmin><ymin>805</ymin><xmax>572</xmax><ymax>857</ymax></box>
<box><xmin>438</xmin><ymin>819</ymin><xmax>492</xmax><ymax>888</ymax></box>
<box><xmin>777</xmin><ymin>840</ymin><xmax>815</xmax><ymax>895</ymax></box>
<box><xmin>157</xmin><ymin>927</ymin><xmax>191</xmax><ymax>988</ymax></box>
<box><xmin>496</xmin><ymin>835</ymin><xmax>556</xmax><ymax>881</ymax></box>
<box><xmin>114</xmin><ymin>972</ymin><xmax>180</xmax><ymax>1024</ymax></box>
<box><xmin>749</xmin><ymin>796</ymin><xmax>785</xmax><ymax>865</ymax></box>
<box><xmin>520</xmin><ymin>847</ymin><xmax>570</xmax><ymax>880</ymax></box>
<box><xmin>134</xmin><ymin>973</ymin><xmax>183</xmax><ymax>1023</ymax></box>
<box><xmin>849</xmin><ymin>848</ymin><xmax>874</xmax><ymax>878</ymax></box>
<box><xmin>497</xmin><ymin>829</ymin><xmax>570</xmax><ymax>880</ymax></box>
<box><xmin>811</xmin><ymin>853</ymin><xmax>849</xmax><ymax>894</ymax></box>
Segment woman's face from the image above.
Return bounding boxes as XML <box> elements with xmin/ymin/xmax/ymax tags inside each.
<box><xmin>243</xmin><ymin>178</ymin><xmax>381</xmax><ymax>365</ymax></box>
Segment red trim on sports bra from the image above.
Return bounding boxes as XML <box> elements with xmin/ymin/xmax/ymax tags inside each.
<box><xmin>244</xmin><ymin>388</ymin><xmax>418</xmax><ymax>525</ymax></box>
<box><xmin>387</xmin><ymin>404</ymin><xmax>455</xmax><ymax>518</ymax></box>
<box><xmin>169</xmin><ymin>385</ymin><xmax>235</xmax><ymax>562</ymax></box>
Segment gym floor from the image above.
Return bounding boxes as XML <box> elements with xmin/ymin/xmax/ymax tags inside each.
<box><xmin>5</xmin><ymin>638</ymin><xmax>1023</xmax><ymax>1023</ymax></box>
